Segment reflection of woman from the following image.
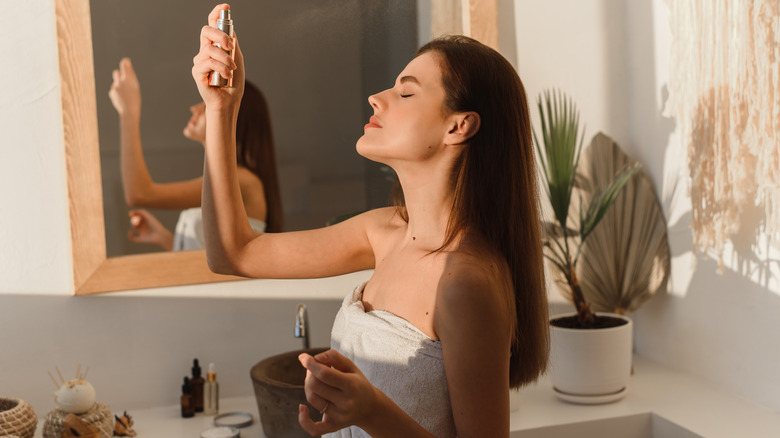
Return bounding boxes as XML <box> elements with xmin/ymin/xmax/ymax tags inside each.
<box><xmin>193</xmin><ymin>4</ymin><xmax>548</xmax><ymax>437</ymax></box>
<box><xmin>108</xmin><ymin>57</ymin><xmax>282</xmax><ymax>251</ymax></box>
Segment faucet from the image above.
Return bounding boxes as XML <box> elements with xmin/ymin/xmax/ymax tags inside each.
<box><xmin>295</xmin><ymin>304</ymin><xmax>310</xmax><ymax>349</ymax></box>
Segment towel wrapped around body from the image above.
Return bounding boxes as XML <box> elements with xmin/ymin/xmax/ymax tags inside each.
<box><xmin>325</xmin><ymin>282</ymin><xmax>456</xmax><ymax>438</ymax></box>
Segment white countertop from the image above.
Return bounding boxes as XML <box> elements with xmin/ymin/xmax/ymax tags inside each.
<box><xmin>34</xmin><ymin>354</ymin><xmax>780</xmax><ymax>437</ymax></box>
<box><xmin>511</xmin><ymin>355</ymin><xmax>780</xmax><ymax>437</ymax></box>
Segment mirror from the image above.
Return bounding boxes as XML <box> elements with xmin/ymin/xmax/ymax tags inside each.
<box><xmin>58</xmin><ymin>0</ymin><xmax>496</xmax><ymax>294</ymax></box>
<box><xmin>91</xmin><ymin>0</ymin><xmax>419</xmax><ymax>257</ymax></box>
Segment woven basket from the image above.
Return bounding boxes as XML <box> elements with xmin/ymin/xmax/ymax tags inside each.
<box><xmin>0</xmin><ymin>397</ymin><xmax>37</xmax><ymax>438</ymax></box>
<box><xmin>42</xmin><ymin>403</ymin><xmax>113</xmax><ymax>438</ymax></box>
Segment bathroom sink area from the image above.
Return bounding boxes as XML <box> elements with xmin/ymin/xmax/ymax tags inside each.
<box><xmin>251</xmin><ymin>347</ymin><xmax>328</xmax><ymax>438</ymax></box>
<box><xmin>510</xmin><ymin>413</ymin><xmax>703</xmax><ymax>438</ymax></box>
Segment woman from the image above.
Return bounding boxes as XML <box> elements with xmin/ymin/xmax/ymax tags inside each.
<box><xmin>193</xmin><ymin>4</ymin><xmax>548</xmax><ymax>437</ymax></box>
<box><xmin>108</xmin><ymin>58</ymin><xmax>282</xmax><ymax>250</ymax></box>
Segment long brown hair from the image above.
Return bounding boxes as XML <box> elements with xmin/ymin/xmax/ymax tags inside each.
<box><xmin>236</xmin><ymin>81</ymin><xmax>283</xmax><ymax>232</ymax></box>
<box><xmin>413</xmin><ymin>35</ymin><xmax>549</xmax><ymax>388</ymax></box>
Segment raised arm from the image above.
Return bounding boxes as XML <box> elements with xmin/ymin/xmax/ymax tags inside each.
<box><xmin>109</xmin><ymin>57</ymin><xmax>203</xmax><ymax>210</ymax></box>
<box><xmin>191</xmin><ymin>4</ymin><xmax>376</xmax><ymax>279</ymax></box>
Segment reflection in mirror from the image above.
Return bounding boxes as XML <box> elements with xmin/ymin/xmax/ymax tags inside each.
<box><xmin>91</xmin><ymin>1</ymin><xmax>419</xmax><ymax>257</ymax></box>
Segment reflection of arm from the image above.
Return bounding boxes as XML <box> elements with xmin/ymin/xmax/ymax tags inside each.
<box><xmin>117</xmin><ymin>111</ymin><xmax>203</xmax><ymax>209</ymax></box>
<box><xmin>110</xmin><ymin>57</ymin><xmax>202</xmax><ymax>210</ymax></box>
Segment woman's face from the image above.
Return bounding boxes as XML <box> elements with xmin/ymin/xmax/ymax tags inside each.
<box><xmin>183</xmin><ymin>102</ymin><xmax>207</xmax><ymax>143</ymax></box>
<box><xmin>356</xmin><ymin>52</ymin><xmax>453</xmax><ymax>165</ymax></box>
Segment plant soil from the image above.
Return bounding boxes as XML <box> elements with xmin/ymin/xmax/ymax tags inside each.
<box><xmin>550</xmin><ymin>314</ymin><xmax>628</xmax><ymax>330</ymax></box>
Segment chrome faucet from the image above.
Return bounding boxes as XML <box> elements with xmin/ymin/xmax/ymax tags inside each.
<box><xmin>295</xmin><ymin>304</ymin><xmax>310</xmax><ymax>349</ymax></box>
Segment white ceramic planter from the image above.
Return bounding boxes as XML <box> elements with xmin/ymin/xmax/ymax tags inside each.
<box><xmin>549</xmin><ymin>312</ymin><xmax>633</xmax><ymax>404</ymax></box>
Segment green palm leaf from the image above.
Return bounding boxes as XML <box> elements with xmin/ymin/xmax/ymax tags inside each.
<box><xmin>533</xmin><ymin>89</ymin><xmax>585</xmax><ymax>229</ymax></box>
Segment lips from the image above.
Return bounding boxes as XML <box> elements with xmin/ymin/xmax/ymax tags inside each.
<box><xmin>365</xmin><ymin>115</ymin><xmax>382</xmax><ymax>129</ymax></box>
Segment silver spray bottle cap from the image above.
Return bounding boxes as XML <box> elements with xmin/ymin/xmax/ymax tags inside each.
<box><xmin>216</xmin><ymin>10</ymin><xmax>233</xmax><ymax>37</ymax></box>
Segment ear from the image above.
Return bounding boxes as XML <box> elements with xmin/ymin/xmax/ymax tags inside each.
<box><xmin>444</xmin><ymin>112</ymin><xmax>481</xmax><ymax>145</ymax></box>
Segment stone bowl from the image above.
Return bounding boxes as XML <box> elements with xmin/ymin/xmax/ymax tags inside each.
<box><xmin>251</xmin><ymin>347</ymin><xmax>328</xmax><ymax>438</ymax></box>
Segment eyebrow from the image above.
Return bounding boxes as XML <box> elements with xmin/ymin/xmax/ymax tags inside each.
<box><xmin>399</xmin><ymin>75</ymin><xmax>420</xmax><ymax>85</ymax></box>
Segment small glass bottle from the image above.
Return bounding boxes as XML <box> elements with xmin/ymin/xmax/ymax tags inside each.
<box><xmin>204</xmin><ymin>362</ymin><xmax>219</xmax><ymax>415</ymax></box>
<box><xmin>180</xmin><ymin>377</ymin><xmax>194</xmax><ymax>418</ymax></box>
<box><xmin>191</xmin><ymin>358</ymin><xmax>205</xmax><ymax>413</ymax></box>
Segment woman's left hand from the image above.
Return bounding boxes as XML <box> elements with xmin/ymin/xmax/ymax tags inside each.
<box><xmin>298</xmin><ymin>350</ymin><xmax>380</xmax><ymax>435</ymax></box>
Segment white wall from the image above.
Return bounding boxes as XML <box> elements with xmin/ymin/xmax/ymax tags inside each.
<box><xmin>513</xmin><ymin>0</ymin><xmax>780</xmax><ymax>412</ymax></box>
<box><xmin>0</xmin><ymin>0</ymin><xmax>73</xmax><ymax>294</ymax></box>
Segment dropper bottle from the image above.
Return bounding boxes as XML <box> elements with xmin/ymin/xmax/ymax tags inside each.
<box><xmin>191</xmin><ymin>359</ymin><xmax>205</xmax><ymax>413</ymax></box>
<box><xmin>180</xmin><ymin>377</ymin><xmax>194</xmax><ymax>418</ymax></box>
<box><xmin>204</xmin><ymin>362</ymin><xmax>219</xmax><ymax>415</ymax></box>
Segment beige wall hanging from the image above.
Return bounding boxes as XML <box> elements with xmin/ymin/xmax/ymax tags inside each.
<box><xmin>663</xmin><ymin>0</ymin><xmax>780</xmax><ymax>271</ymax></box>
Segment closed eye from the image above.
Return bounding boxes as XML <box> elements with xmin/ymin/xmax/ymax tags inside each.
<box><xmin>401</xmin><ymin>94</ymin><xmax>414</xmax><ymax>98</ymax></box>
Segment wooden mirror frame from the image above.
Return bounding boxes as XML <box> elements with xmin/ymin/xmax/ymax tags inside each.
<box><xmin>59</xmin><ymin>0</ymin><xmax>496</xmax><ymax>295</ymax></box>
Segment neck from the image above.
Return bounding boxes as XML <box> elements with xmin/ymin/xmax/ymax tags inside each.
<box><xmin>394</xmin><ymin>160</ymin><xmax>457</xmax><ymax>250</ymax></box>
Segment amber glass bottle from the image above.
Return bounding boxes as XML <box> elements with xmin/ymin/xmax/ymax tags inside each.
<box><xmin>191</xmin><ymin>359</ymin><xmax>205</xmax><ymax>413</ymax></box>
<box><xmin>180</xmin><ymin>377</ymin><xmax>194</xmax><ymax>418</ymax></box>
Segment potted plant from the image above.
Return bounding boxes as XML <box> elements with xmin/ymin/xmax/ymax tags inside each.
<box><xmin>534</xmin><ymin>89</ymin><xmax>641</xmax><ymax>403</ymax></box>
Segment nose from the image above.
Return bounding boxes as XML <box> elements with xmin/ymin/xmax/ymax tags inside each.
<box><xmin>368</xmin><ymin>92</ymin><xmax>383</xmax><ymax>111</ymax></box>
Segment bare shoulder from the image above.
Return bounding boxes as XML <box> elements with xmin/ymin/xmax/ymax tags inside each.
<box><xmin>434</xmin><ymin>245</ymin><xmax>513</xmax><ymax>337</ymax></box>
<box><xmin>357</xmin><ymin>206</ymin><xmax>407</xmax><ymax>240</ymax></box>
<box><xmin>236</xmin><ymin>166</ymin><xmax>264</xmax><ymax>192</ymax></box>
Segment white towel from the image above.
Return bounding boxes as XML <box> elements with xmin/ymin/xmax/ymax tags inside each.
<box><xmin>172</xmin><ymin>207</ymin><xmax>266</xmax><ymax>251</ymax></box>
<box><xmin>325</xmin><ymin>282</ymin><xmax>456</xmax><ymax>438</ymax></box>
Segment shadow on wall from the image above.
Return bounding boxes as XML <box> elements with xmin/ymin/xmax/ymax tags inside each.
<box><xmin>686</xmin><ymin>88</ymin><xmax>780</xmax><ymax>288</ymax></box>
<box><xmin>633</xmin><ymin>258</ymin><xmax>780</xmax><ymax>411</ymax></box>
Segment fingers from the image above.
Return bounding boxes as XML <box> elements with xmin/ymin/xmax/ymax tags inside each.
<box><xmin>300</xmin><ymin>353</ymin><xmax>348</xmax><ymax>388</ymax></box>
<box><xmin>200</xmin><ymin>25</ymin><xmax>234</xmax><ymax>51</ymax></box>
<box><xmin>303</xmin><ymin>368</ymin><xmax>340</xmax><ymax>410</ymax></box>
<box><xmin>298</xmin><ymin>404</ymin><xmax>337</xmax><ymax>436</ymax></box>
<box><xmin>208</xmin><ymin>3</ymin><xmax>230</xmax><ymax>27</ymax></box>
<box><xmin>313</xmin><ymin>350</ymin><xmax>360</xmax><ymax>374</ymax></box>
<box><xmin>120</xmin><ymin>57</ymin><xmax>134</xmax><ymax>78</ymax></box>
<box><xmin>193</xmin><ymin>26</ymin><xmax>237</xmax><ymax>83</ymax></box>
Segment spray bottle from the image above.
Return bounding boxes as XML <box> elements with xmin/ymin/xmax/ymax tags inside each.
<box><xmin>209</xmin><ymin>9</ymin><xmax>235</xmax><ymax>88</ymax></box>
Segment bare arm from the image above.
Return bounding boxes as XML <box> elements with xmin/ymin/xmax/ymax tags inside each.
<box><xmin>434</xmin><ymin>260</ymin><xmax>513</xmax><ymax>438</ymax></box>
<box><xmin>193</xmin><ymin>4</ymin><xmax>375</xmax><ymax>278</ymax></box>
<box><xmin>110</xmin><ymin>57</ymin><xmax>203</xmax><ymax>210</ymax></box>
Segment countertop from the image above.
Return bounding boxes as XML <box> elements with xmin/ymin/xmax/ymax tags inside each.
<box><xmin>33</xmin><ymin>354</ymin><xmax>780</xmax><ymax>437</ymax></box>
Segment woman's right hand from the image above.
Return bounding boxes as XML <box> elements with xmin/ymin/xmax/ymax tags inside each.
<box><xmin>192</xmin><ymin>3</ymin><xmax>244</xmax><ymax>114</ymax></box>
<box><xmin>109</xmin><ymin>57</ymin><xmax>141</xmax><ymax>119</ymax></box>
